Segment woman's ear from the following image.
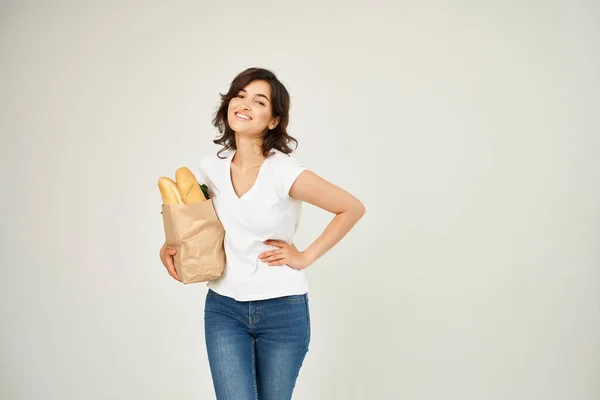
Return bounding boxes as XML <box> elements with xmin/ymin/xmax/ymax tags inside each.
<box><xmin>269</xmin><ymin>116</ymin><xmax>280</xmax><ymax>130</ymax></box>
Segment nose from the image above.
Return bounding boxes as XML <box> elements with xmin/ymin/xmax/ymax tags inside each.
<box><xmin>240</xmin><ymin>99</ymin><xmax>251</xmax><ymax>109</ymax></box>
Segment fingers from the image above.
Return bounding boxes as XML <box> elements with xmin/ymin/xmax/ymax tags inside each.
<box><xmin>160</xmin><ymin>245</ymin><xmax>181</xmax><ymax>282</ymax></box>
<box><xmin>259</xmin><ymin>250</ymin><xmax>284</xmax><ymax>262</ymax></box>
<box><xmin>160</xmin><ymin>245</ymin><xmax>177</xmax><ymax>261</ymax></box>
<box><xmin>166</xmin><ymin>257</ymin><xmax>181</xmax><ymax>282</ymax></box>
<box><xmin>259</xmin><ymin>241</ymin><xmax>287</xmax><ymax>259</ymax></box>
<box><xmin>261</xmin><ymin>254</ymin><xmax>285</xmax><ymax>263</ymax></box>
<box><xmin>165</xmin><ymin>250</ymin><xmax>181</xmax><ymax>281</ymax></box>
<box><xmin>263</xmin><ymin>239</ymin><xmax>285</xmax><ymax>248</ymax></box>
<box><xmin>263</xmin><ymin>254</ymin><xmax>286</xmax><ymax>266</ymax></box>
<box><xmin>170</xmin><ymin>270</ymin><xmax>182</xmax><ymax>282</ymax></box>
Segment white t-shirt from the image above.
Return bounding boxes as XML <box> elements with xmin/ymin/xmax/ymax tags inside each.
<box><xmin>195</xmin><ymin>148</ymin><xmax>309</xmax><ymax>301</ymax></box>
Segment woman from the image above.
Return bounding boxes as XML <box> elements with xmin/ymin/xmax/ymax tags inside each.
<box><xmin>159</xmin><ymin>67</ymin><xmax>365</xmax><ymax>399</ymax></box>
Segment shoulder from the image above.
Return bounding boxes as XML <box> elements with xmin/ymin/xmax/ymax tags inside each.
<box><xmin>268</xmin><ymin>148</ymin><xmax>304</xmax><ymax>167</ymax></box>
<box><xmin>200</xmin><ymin>148</ymin><xmax>231</xmax><ymax>170</ymax></box>
<box><xmin>269</xmin><ymin>149</ymin><xmax>308</xmax><ymax>199</ymax></box>
<box><xmin>194</xmin><ymin>148</ymin><xmax>231</xmax><ymax>183</ymax></box>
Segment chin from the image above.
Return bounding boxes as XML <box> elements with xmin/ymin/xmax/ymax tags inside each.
<box><xmin>231</xmin><ymin>123</ymin><xmax>249</xmax><ymax>134</ymax></box>
<box><xmin>228</xmin><ymin>119</ymin><xmax>242</xmax><ymax>131</ymax></box>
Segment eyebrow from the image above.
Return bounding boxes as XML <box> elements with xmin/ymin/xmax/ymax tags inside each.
<box><xmin>239</xmin><ymin>88</ymin><xmax>270</xmax><ymax>102</ymax></box>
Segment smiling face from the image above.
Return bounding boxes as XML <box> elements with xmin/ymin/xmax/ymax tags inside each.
<box><xmin>227</xmin><ymin>79</ymin><xmax>280</xmax><ymax>138</ymax></box>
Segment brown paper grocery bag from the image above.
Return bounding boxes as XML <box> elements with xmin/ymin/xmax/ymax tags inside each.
<box><xmin>161</xmin><ymin>198</ymin><xmax>226</xmax><ymax>284</ymax></box>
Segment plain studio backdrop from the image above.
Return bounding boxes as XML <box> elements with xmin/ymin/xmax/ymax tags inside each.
<box><xmin>1</xmin><ymin>1</ymin><xmax>599</xmax><ymax>399</ymax></box>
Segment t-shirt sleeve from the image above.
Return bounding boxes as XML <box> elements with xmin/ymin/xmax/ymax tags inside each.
<box><xmin>276</xmin><ymin>154</ymin><xmax>308</xmax><ymax>199</ymax></box>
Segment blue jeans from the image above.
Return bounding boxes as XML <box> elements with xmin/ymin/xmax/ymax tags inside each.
<box><xmin>204</xmin><ymin>288</ymin><xmax>311</xmax><ymax>400</ymax></box>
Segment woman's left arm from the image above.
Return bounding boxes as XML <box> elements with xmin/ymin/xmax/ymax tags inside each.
<box><xmin>261</xmin><ymin>170</ymin><xmax>366</xmax><ymax>269</ymax></box>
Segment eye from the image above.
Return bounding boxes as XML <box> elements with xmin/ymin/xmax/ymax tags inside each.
<box><xmin>256</xmin><ymin>101</ymin><xmax>265</xmax><ymax>106</ymax></box>
<box><xmin>236</xmin><ymin>94</ymin><xmax>244</xmax><ymax>98</ymax></box>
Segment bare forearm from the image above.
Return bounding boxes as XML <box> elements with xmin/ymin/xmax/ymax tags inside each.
<box><xmin>303</xmin><ymin>209</ymin><xmax>365</xmax><ymax>266</ymax></box>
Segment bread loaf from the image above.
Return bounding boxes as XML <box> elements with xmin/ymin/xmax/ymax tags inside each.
<box><xmin>158</xmin><ymin>177</ymin><xmax>183</xmax><ymax>204</ymax></box>
<box><xmin>175</xmin><ymin>167</ymin><xmax>206</xmax><ymax>204</ymax></box>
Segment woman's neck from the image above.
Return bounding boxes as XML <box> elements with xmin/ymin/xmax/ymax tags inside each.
<box><xmin>232</xmin><ymin>134</ymin><xmax>266</xmax><ymax>169</ymax></box>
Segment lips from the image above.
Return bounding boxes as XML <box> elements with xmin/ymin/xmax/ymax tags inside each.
<box><xmin>235</xmin><ymin>112</ymin><xmax>252</xmax><ymax>121</ymax></box>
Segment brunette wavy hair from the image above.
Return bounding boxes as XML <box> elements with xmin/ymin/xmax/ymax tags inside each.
<box><xmin>212</xmin><ymin>67</ymin><xmax>298</xmax><ymax>159</ymax></box>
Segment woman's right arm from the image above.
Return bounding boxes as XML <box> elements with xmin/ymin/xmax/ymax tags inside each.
<box><xmin>159</xmin><ymin>242</ymin><xmax>182</xmax><ymax>282</ymax></box>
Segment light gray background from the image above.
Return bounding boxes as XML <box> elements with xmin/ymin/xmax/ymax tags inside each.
<box><xmin>1</xmin><ymin>1</ymin><xmax>599</xmax><ymax>399</ymax></box>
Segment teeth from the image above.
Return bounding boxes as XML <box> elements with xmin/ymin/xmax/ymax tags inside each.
<box><xmin>236</xmin><ymin>113</ymin><xmax>250</xmax><ymax>120</ymax></box>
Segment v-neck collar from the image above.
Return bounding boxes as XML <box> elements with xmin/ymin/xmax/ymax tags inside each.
<box><xmin>227</xmin><ymin>149</ymin><xmax>271</xmax><ymax>200</ymax></box>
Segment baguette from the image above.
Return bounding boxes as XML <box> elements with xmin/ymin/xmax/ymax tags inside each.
<box><xmin>158</xmin><ymin>177</ymin><xmax>184</xmax><ymax>204</ymax></box>
<box><xmin>175</xmin><ymin>167</ymin><xmax>206</xmax><ymax>204</ymax></box>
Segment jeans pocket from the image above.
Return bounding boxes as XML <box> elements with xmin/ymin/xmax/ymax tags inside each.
<box><xmin>206</xmin><ymin>289</ymin><xmax>220</xmax><ymax>298</ymax></box>
<box><xmin>280</xmin><ymin>293</ymin><xmax>307</xmax><ymax>304</ymax></box>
